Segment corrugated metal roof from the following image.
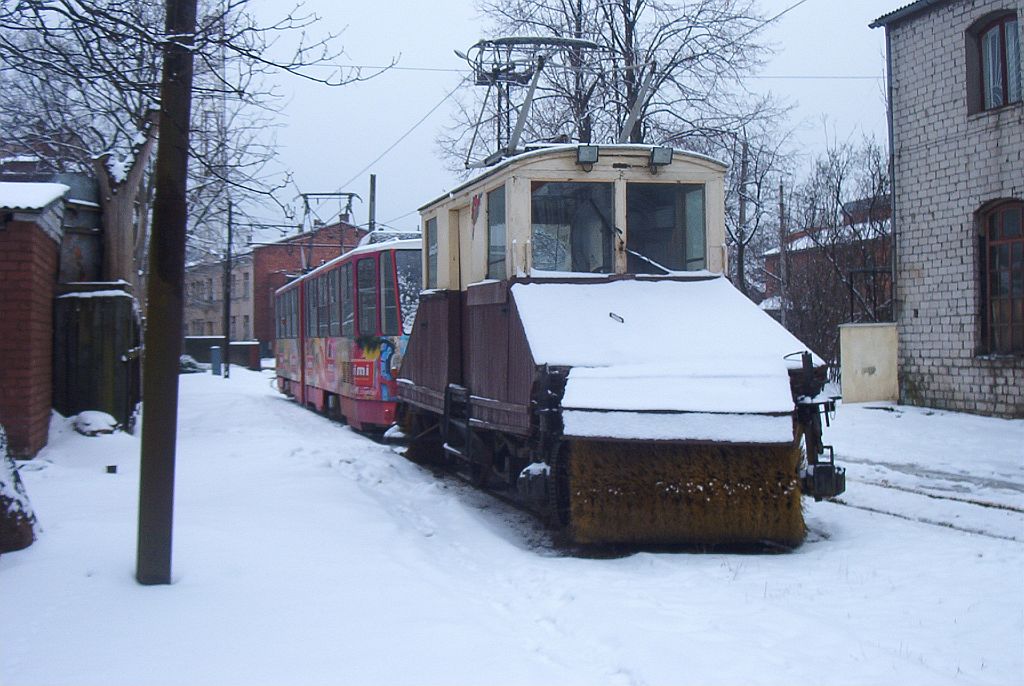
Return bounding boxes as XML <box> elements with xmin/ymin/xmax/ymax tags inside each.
<box><xmin>870</xmin><ymin>0</ymin><xmax>955</xmax><ymax>28</ymax></box>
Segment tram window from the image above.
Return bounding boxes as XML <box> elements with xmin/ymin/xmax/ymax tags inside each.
<box><xmin>357</xmin><ymin>257</ymin><xmax>378</xmax><ymax>336</ymax></box>
<box><xmin>425</xmin><ymin>216</ymin><xmax>438</xmax><ymax>288</ymax></box>
<box><xmin>340</xmin><ymin>262</ymin><xmax>354</xmax><ymax>337</ymax></box>
<box><xmin>318</xmin><ymin>276</ymin><xmax>330</xmax><ymax>337</ymax></box>
<box><xmin>626</xmin><ymin>183</ymin><xmax>706</xmax><ymax>272</ymax></box>
<box><xmin>290</xmin><ymin>289</ymin><xmax>298</xmax><ymax>339</ymax></box>
<box><xmin>531</xmin><ymin>181</ymin><xmax>614</xmax><ymax>273</ymax></box>
<box><xmin>396</xmin><ymin>249</ymin><xmax>422</xmax><ymax>335</ymax></box>
<box><xmin>328</xmin><ymin>270</ymin><xmax>340</xmax><ymax>337</ymax></box>
<box><xmin>305</xmin><ymin>280</ymin><xmax>317</xmax><ymax>337</ymax></box>
<box><xmin>381</xmin><ymin>251</ymin><xmax>399</xmax><ymax>335</ymax></box>
<box><xmin>487</xmin><ymin>186</ymin><xmax>506</xmax><ymax>279</ymax></box>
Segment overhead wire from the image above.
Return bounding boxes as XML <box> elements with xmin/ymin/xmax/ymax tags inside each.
<box><xmin>335</xmin><ymin>73</ymin><xmax>472</xmax><ymax>194</ymax></box>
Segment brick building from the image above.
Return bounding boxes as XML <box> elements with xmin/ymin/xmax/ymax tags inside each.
<box><xmin>252</xmin><ymin>220</ymin><xmax>365</xmax><ymax>354</ymax></box>
<box><xmin>872</xmin><ymin>0</ymin><xmax>1022</xmax><ymax>417</ymax></box>
<box><xmin>184</xmin><ymin>253</ymin><xmax>255</xmax><ymax>339</ymax></box>
<box><xmin>761</xmin><ymin>197</ymin><xmax>893</xmax><ymax>363</ymax></box>
<box><xmin>0</xmin><ymin>183</ymin><xmax>68</xmax><ymax>456</ymax></box>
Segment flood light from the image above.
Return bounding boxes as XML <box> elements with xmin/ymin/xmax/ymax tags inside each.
<box><xmin>576</xmin><ymin>145</ymin><xmax>600</xmax><ymax>167</ymax></box>
<box><xmin>650</xmin><ymin>146</ymin><xmax>673</xmax><ymax>167</ymax></box>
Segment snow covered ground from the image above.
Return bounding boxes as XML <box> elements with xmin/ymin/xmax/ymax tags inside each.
<box><xmin>2</xmin><ymin>368</ymin><xmax>1022</xmax><ymax>686</ymax></box>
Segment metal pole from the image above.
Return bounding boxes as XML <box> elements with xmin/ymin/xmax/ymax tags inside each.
<box><xmin>222</xmin><ymin>199</ymin><xmax>232</xmax><ymax>378</ymax></box>
<box><xmin>368</xmin><ymin>174</ymin><xmax>376</xmax><ymax>233</ymax></box>
<box><xmin>136</xmin><ymin>0</ymin><xmax>198</xmax><ymax>586</ymax></box>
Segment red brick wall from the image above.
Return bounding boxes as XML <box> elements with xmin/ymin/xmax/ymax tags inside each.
<box><xmin>252</xmin><ymin>223</ymin><xmax>365</xmax><ymax>351</ymax></box>
<box><xmin>0</xmin><ymin>219</ymin><xmax>59</xmax><ymax>457</ymax></box>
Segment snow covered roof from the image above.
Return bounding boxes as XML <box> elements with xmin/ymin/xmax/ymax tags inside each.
<box><xmin>0</xmin><ymin>181</ymin><xmax>69</xmax><ymax>211</ymax></box>
<box><xmin>511</xmin><ymin>276</ymin><xmax>821</xmax><ymax>443</ymax></box>
<box><xmin>763</xmin><ymin>220</ymin><xmax>891</xmax><ymax>256</ymax></box>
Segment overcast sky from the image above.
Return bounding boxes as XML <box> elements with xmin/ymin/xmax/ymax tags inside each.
<box><xmin>252</xmin><ymin>0</ymin><xmax>901</xmax><ymax>235</ymax></box>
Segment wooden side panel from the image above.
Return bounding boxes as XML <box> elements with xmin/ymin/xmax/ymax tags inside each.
<box><xmin>506</xmin><ymin>294</ymin><xmax>536</xmax><ymax>407</ymax></box>
<box><xmin>397</xmin><ymin>289</ymin><xmax>462</xmax><ymax>413</ymax></box>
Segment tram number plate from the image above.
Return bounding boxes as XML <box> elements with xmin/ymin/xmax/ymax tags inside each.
<box><xmin>352</xmin><ymin>360</ymin><xmax>375</xmax><ymax>387</ymax></box>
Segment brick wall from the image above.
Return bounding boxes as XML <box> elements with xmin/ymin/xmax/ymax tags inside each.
<box><xmin>252</xmin><ymin>222</ymin><xmax>365</xmax><ymax>352</ymax></box>
<box><xmin>0</xmin><ymin>218</ymin><xmax>59</xmax><ymax>456</ymax></box>
<box><xmin>889</xmin><ymin>0</ymin><xmax>1024</xmax><ymax>417</ymax></box>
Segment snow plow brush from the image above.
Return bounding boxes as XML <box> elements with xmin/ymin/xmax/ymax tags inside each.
<box><xmin>565</xmin><ymin>439</ymin><xmax>805</xmax><ymax>547</ymax></box>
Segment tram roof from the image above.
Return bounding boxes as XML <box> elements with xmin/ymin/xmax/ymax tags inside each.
<box><xmin>274</xmin><ymin>237</ymin><xmax>420</xmax><ymax>295</ymax></box>
<box><xmin>418</xmin><ymin>144</ymin><xmax>727</xmax><ymax>213</ymax></box>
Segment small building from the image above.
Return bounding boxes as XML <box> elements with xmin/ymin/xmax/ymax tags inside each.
<box><xmin>871</xmin><ymin>0</ymin><xmax>1022</xmax><ymax>417</ymax></box>
<box><xmin>0</xmin><ymin>182</ymin><xmax>69</xmax><ymax>456</ymax></box>
<box><xmin>252</xmin><ymin>219</ymin><xmax>366</xmax><ymax>354</ymax></box>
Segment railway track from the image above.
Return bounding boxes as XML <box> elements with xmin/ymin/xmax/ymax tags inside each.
<box><xmin>828</xmin><ymin>497</ymin><xmax>1022</xmax><ymax>542</ymax></box>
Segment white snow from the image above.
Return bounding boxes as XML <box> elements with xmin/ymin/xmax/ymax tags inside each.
<box><xmin>71</xmin><ymin>411</ymin><xmax>118</xmax><ymax>436</ymax></box>
<box><xmin>0</xmin><ymin>182</ymin><xmax>69</xmax><ymax>211</ymax></box>
<box><xmin>513</xmin><ymin>277</ymin><xmax>816</xmax><ymax>442</ymax></box>
<box><xmin>1</xmin><ymin>370</ymin><xmax>1021</xmax><ymax>686</ymax></box>
<box><xmin>56</xmin><ymin>290</ymin><xmax>132</xmax><ymax>299</ymax></box>
<box><xmin>562</xmin><ymin>409</ymin><xmax>794</xmax><ymax>443</ymax></box>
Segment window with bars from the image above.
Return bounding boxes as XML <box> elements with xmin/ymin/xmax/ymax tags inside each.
<box><xmin>981</xmin><ymin>201</ymin><xmax>1023</xmax><ymax>354</ymax></box>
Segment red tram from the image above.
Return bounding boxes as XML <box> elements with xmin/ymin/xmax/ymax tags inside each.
<box><xmin>274</xmin><ymin>237</ymin><xmax>421</xmax><ymax>431</ymax></box>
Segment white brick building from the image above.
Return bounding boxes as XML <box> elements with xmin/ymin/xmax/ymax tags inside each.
<box><xmin>872</xmin><ymin>0</ymin><xmax>1023</xmax><ymax>417</ymax></box>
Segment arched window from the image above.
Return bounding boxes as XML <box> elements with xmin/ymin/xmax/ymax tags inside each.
<box><xmin>981</xmin><ymin>201</ymin><xmax>1023</xmax><ymax>354</ymax></box>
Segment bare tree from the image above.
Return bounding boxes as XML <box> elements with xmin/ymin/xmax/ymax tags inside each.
<box><xmin>0</xmin><ymin>0</ymin><xmax>362</xmax><ymax>294</ymax></box>
<box><xmin>714</xmin><ymin>104</ymin><xmax>795</xmax><ymax>297</ymax></box>
<box><xmin>782</xmin><ymin>137</ymin><xmax>892</xmax><ymax>363</ymax></box>
<box><xmin>440</xmin><ymin>0</ymin><xmax>769</xmax><ymax>165</ymax></box>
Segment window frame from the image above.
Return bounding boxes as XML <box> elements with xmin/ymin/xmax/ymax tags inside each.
<box><xmin>972</xmin><ymin>12</ymin><xmax>1021</xmax><ymax>112</ymax></box>
<box><xmin>980</xmin><ymin>200</ymin><xmax>1024</xmax><ymax>355</ymax></box>
<box><xmin>487</xmin><ymin>185</ymin><xmax>507</xmax><ymax>280</ymax></box>
<box><xmin>425</xmin><ymin>216</ymin><xmax>438</xmax><ymax>289</ymax></box>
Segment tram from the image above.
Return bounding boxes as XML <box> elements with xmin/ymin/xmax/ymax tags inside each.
<box><xmin>274</xmin><ymin>236</ymin><xmax>421</xmax><ymax>431</ymax></box>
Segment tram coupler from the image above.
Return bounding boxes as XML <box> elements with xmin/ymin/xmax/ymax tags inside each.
<box><xmin>800</xmin><ymin>446</ymin><xmax>846</xmax><ymax>501</ymax></box>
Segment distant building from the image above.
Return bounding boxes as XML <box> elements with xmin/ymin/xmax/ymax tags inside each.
<box><xmin>872</xmin><ymin>0</ymin><xmax>1022</xmax><ymax>417</ymax></box>
<box><xmin>252</xmin><ymin>219</ymin><xmax>366</xmax><ymax>354</ymax></box>
<box><xmin>183</xmin><ymin>253</ymin><xmax>255</xmax><ymax>340</ymax></box>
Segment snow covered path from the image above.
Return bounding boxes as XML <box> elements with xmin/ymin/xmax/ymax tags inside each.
<box><xmin>2</xmin><ymin>369</ymin><xmax>1022</xmax><ymax>686</ymax></box>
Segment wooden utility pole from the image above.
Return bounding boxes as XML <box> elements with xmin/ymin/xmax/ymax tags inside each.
<box><xmin>221</xmin><ymin>200</ymin><xmax>233</xmax><ymax>378</ymax></box>
<box><xmin>136</xmin><ymin>0</ymin><xmax>198</xmax><ymax>586</ymax></box>
<box><xmin>735</xmin><ymin>140</ymin><xmax>749</xmax><ymax>296</ymax></box>
<box><xmin>778</xmin><ymin>180</ymin><xmax>789</xmax><ymax>328</ymax></box>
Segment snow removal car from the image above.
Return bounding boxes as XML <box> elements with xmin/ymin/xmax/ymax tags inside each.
<box><xmin>395</xmin><ymin>143</ymin><xmax>845</xmax><ymax>546</ymax></box>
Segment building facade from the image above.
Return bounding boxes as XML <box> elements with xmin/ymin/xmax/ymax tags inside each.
<box><xmin>873</xmin><ymin>0</ymin><xmax>1023</xmax><ymax>417</ymax></box>
<box><xmin>183</xmin><ymin>253</ymin><xmax>255</xmax><ymax>340</ymax></box>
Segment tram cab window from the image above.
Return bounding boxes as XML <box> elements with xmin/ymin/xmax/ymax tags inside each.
<box><xmin>357</xmin><ymin>257</ymin><xmax>378</xmax><ymax>336</ymax></box>
<box><xmin>380</xmin><ymin>251</ymin><xmax>399</xmax><ymax>336</ymax></box>
<box><xmin>487</xmin><ymin>186</ymin><xmax>506</xmax><ymax>279</ymax></box>
<box><xmin>531</xmin><ymin>182</ymin><xmax>614</xmax><ymax>274</ymax></box>
<box><xmin>340</xmin><ymin>263</ymin><xmax>354</xmax><ymax>337</ymax></box>
<box><xmin>626</xmin><ymin>183</ymin><xmax>706</xmax><ymax>272</ymax></box>
<box><xmin>396</xmin><ymin>249</ymin><xmax>422</xmax><ymax>335</ymax></box>
<box><xmin>425</xmin><ymin>217</ymin><xmax>438</xmax><ymax>288</ymax></box>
